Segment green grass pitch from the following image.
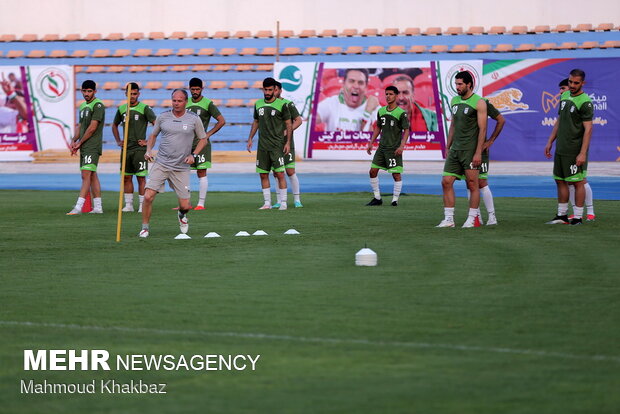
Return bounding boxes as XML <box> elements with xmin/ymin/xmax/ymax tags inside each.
<box><xmin>1</xmin><ymin>190</ymin><xmax>619</xmax><ymax>413</ymax></box>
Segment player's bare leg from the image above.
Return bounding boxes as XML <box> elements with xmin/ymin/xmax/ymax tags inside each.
<box><xmin>437</xmin><ymin>175</ymin><xmax>457</xmax><ymax>227</ymax></box>
<box><xmin>259</xmin><ymin>173</ymin><xmax>272</xmax><ymax>209</ymax></box>
<box><xmin>462</xmin><ymin>169</ymin><xmax>481</xmax><ymax>228</ymax></box>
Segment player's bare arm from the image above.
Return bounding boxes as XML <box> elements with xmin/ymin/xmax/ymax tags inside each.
<box><xmin>206</xmin><ymin>114</ymin><xmax>226</xmax><ymax>140</ymax></box>
<box><xmin>544</xmin><ymin>119</ymin><xmax>560</xmax><ymax>158</ymax></box>
<box><xmin>473</xmin><ymin>99</ymin><xmax>488</xmax><ymax>167</ymax></box>
<box><xmin>144</xmin><ymin>132</ymin><xmax>158</xmax><ymax>161</ymax></box>
<box><xmin>246</xmin><ymin>120</ymin><xmax>259</xmax><ymax>152</ymax></box>
<box><xmin>446</xmin><ymin>120</ymin><xmax>455</xmax><ymax>150</ymax></box>
<box><xmin>483</xmin><ymin>114</ymin><xmax>505</xmax><ymax>151</ymax></box>
<box><xmin>366</xmin><ymin>125</ymin><xmax>380</xmax><ymax>155</ymax></box>
<box><xmin>75</xmin><ymin>119</ymin><xmax>100</xmax><ymax>149</ymax></box>
<box><xmin>395</xmin><ymin>128</ymin><xmax>410</xmax><ymax>156</ymax></box>
<box><xmin>576</xmin><ymin>120</ymin><xmax>593</xmax><ymax>166</ymax></box>
<box><xmin>283</xmin><ymin>119</ymin><xmax>292</xmax><ymax>154</ymax></box>
<box><xmin>111</xmin><ymin>123</ymin><xmax>122</xmax><ymax>147</ymax></box>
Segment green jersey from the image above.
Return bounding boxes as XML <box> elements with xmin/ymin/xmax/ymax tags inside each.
<box><xmin>450</xmin><ymin>94</ymin><xmax>483</xmax><ymax>151</ymax></box>
<box><xmin>376</xmin><ymin>105</ymin><xmax>409</xmax><ymax>149</ymax></box>
<box><xmin>485</xmin><ymin>99</ymin><xmax>500</xmax><ymax>120</ymax></box>
<box><xmin>253</xmin><ymin>98</ymin><xmax>291</xmax><ymax>151</ymax></box>
<box><xmin>186</xmin><ymin>97</ymin><xmax>221</xmax><ymax>148</ymax></box>
<box><xmin>78</xmin><ymin>98</ymin><xmax>105</xmax><ymax>153</ymax></box>
<box><xmin>280</xmin><ymin>98</ymin><xmax>300</xmax><ymax>150</ymax></box>
<box><xmin>556</xmin><ymin>90</ymin><xmax>594</xmax><ymax>156</ymax></box>
<box><xmin>113</xmin><ymin>102</ymin><xmax>156</xmax><ymax>151</ymax></box>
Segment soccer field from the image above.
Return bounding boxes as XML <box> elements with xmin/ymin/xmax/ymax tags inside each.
<box><xmin>1</xmin><ymin>190</ymin><xmax>619</xmax><ymax>413</ymax></box>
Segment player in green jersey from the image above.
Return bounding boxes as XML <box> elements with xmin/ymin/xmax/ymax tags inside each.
<box><xmin>544</xmin><ymin>69</ymin><xmax>594</xmax><ymax>225</ymax></box>
<box><xmin>437</xmin><ymin>71</ymin><xmax>487</xmax><ymax>228</ymax></box>
<box><xmin>67</xmin><ymin>80</ymin><xmax>106</xmax><ymax>215</ymax></box>
<box><xmin>112</xmin><ymin>82</ymin><xmax>156</xmax><ymax>213</ymax></box>
<box><xmin>246</xmin><ymin>77</ymin><xmax>292</xmax><ymax>210</ymax></box>
<box><xmin>186</xmin><ymin>77</ymin><xmax>226</xmax><ymax>210</ymax></box>
<box><xmin>365</xmin><ymin>86</ymin><xmax>410</xmax><ymax>206</ymax></box>
<box><xmin>271</xmin><ymin>80</ymin><xmax>303</xmax><ymax>208</ymax></box>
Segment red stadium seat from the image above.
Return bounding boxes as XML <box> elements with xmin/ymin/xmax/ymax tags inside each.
<box><xmin>466</xmin><ymin>26</ymin><xmax>484</xmax><ymax>35</ymax></box>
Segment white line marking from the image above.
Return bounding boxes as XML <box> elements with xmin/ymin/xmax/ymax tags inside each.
<box><xmin>1</xmin><ymin>320</ymin><xmax>618</xmax><ymax>363</ymax></box>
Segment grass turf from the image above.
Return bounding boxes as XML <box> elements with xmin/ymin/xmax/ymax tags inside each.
<box><xmin>1</xmin><ymin>190</ymin><xmax>619</xmax><ymax>413</ymax></box>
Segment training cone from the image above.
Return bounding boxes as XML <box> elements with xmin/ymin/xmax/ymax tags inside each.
<box><xmin>284</xmin><ymin>229</ymin><xmax>300</xmax><ymax>235</ymax></box>
<box><xmin>235</xmin><ymin>231</ymin><xmax>251</xmax><ymax>237</ymax></box>
<box><xmin>82</xmin><ymin>192</ymin><xmax>93</xmax><ymax>213</ymax></box>
<box><xmin>252</xmin><ymin>230</ymin><xmax>268</xmax><ymax>236</ymax></box>
<box><xmin>174</xmin><ymin>234</ymin><xmax>191</xmax><ymax>240</ymax></box>
<box><xmin>204</xmin><ymin>232</ymin><xmax>221</xmax><ymax>238</ymax></box>
<box><xmin>355</xmin><ymin>248</ymin><xmax>378</xmax><ymax>266</ymax></box>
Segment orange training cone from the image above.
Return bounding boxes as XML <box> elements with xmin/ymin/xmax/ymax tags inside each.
<box><xmin>82</xmin><ymin>191</ymin><xmax>93</xmax><ymax>213</ymax></box>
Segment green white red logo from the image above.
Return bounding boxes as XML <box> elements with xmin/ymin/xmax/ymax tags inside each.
<box><xmin>36</xmin><ymin>68</ymin><xmax>69</xmax><ymax>102</ymax></box>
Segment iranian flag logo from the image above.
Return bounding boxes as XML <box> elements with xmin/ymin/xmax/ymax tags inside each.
<box><xmin>36</xmin><ymin>68</ymin><xmax>69</xmax><ymax>102</ymax></box>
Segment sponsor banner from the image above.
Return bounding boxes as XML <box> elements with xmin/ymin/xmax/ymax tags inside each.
<box><xmin>482</xmin><ymin>58</ymin><xmax>619</xmax><ymax>161</ymax></box>
<box><xmin>0</xmin><ymin>65</ymin><xmax>73</xmax><ymax>161</ymax></box>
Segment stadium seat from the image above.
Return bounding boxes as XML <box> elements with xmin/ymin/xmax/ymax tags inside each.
<box><xmin>126</xmin><ymin>32</ymin><xmax>145</xmax><ymax>40</ymax></box>
<box><xmin>472</xmin><ymin>44</ymin><xmax>492</xmax><ymax>52</ymax></box>
<box><xmin>248</xmin><ymin>98</ymin><xmax>259</xmax><ymax>107</ymax></box>
<box><xmin>579</xmin><ymin>41</ymin><xmax>599</xmax><ymax>49</ymax></box>
<box><xmin>63</xmin><ymin>34</ymin><xmax>80</xmax><ymax>41</ymax></box>
<box><xmin>85</xmin><ymin>66</ymin><xmax>104</xmax><ymax>73</ymax></box>
<box><xmin>429</xmin><ymin>44</ymin><xmax>448</xmax><ymax>53</ymax></box>
<box><xmin>403</xmin><ymin>27</ymin><xmax>421</xmax><ymax>36</ymax></box>
<box><xmin>489</xmin><ymin>26</ymin><xmax>506</xmax><ymax>34</ymax></box>
<box><xmin>532</xmin><ymin>25</ymin><xmax>551</xmax><ymax>33</ymax></box>
<box><xmin>510</xmin><ymin>25</ymin><xmax>528</xmax><ymax>34</ymax></box>
<box><xmin>70</xmin><ymin>50</ymin><xmax>89</xmax><ymax>58</ymax></box>
<box><xmin>234</xmin><ymin>30</ymin><xmax>252</xmax><ymax>38</ymax></box>
<box><xmin>299</xmin><ymin>29</ymin><xmax>317</xmax><ymax>38</ymax></box>
<box><xmin>600</xmin><ymin>40</ymin><xmax>620</xmax><ymax>48</ymax></box>
<box><xmin>381</xmin><ymin>28</ymin><xmax>400</xmax><ymax>36</ymax></box>
<box><xmin>466</xmin><ymin>26</ymin><xmax>484</xmax><ymax>35</ymax></box>
<box><xmin>128</xmin><ymin>66</ymin><xmax>146</xmax><ymax>73</ymax></box>
<box><xmin>190</xmin><ymin>31</ymin><xmax>208</xmax><ymax>39</ymax></box>
<box><xmin>141</xmin><ymin>99</ymin><xmax>157</xmax><ymax>108</ymax></box>
<box><xmin>84</xmin><ymin>33</ymin><xmax>102</xmax><ymax>41</ymax></box>
<box><xmin>213</xmin><ymin>64</ymin><xmax>232</xmax><ymax>71</ymax></box>
<box><xmin>595</xmin><ymin>23</ymin><xmax>614</xmax><ymax>31</ymax></box>
<box><xmin>20</xmin><ymin>33</ymin><xmax>38</xmax><ymax>41</ymax></box>
<box><xmin>282</xmin><ymin>47</ymin><xmax>301</xmax><ymax>55</ymax></box>
<box><xmin>303</xmin><ymin>47</ymin><xmax>322</xmax><ymax>55</ymax></box>
<box><xmin>176</xmin><ymin>48</ymin><xmax>194</xmax><ymax>56</ymax></box>
<box><xmin>212</xmin><ymin>99</ymin><xmax>223</xmax><ymax>107</ymax></box>
<box><xmin>0</xmin><ymin>34</ymin><xmax>16</xmax><ymax>42</ymax></box>
<box><xmin>26</xmin><ymin>50</ymin><xmax>46</xmax><ymax>58</ymax></box>
<box><xmin>340</xmin><ymin>28</ymin><xmax>358</xmax><ymax>37</ymax></box>
<box><xmin>235</xmin><ymin>64</ymin><xmax>254</xmax><ymax>71</ymax></box>
<box><xmin>159</xmin><ymin>99</ymin><xmax>172</xmax><ymax>107</ymax></box>
<box><xmin>423</xmin><ymin>27</ymin><xmax>442</xmax><ymax>35</ymax></box>
<box><xmin>325</xmin><ymin>46</ymin><xmax>343</xmax><ymax>55</ymax></box>
<box><xmin>104</xmin><ymin>33</ymin><xmax>123</xmax><ymax>41</ymax></box>
<box><xmin>386</xmin><ymin>45</ymin><xmax>405</xmax><ymax>54</ymax></box>
<box><xmin>148</xmin><ymin>32</ymin><xmax>165</xmax><ymax>40</ymax></box>
<box><xmin>259</xmin><ymin>47</ymin><xmax>277</xmax><ymax>56</ymax></box>
<box><xmin>106</xmin><ymin>66</ymin><xmax>125</xmax><ymax>73</ymax></box>
<box><xmin>218</xmin><ymin>47</ymin><xmax>237</xmax><ymax>56</ymax></box>
<box><xmin>112</xmin><ymin>49</ymin><xmax>131</xmax><ymax>57</ymax></box>
<box><xmin>494</xmin><ymin>44</ymin><xmax>514</xmax><ymax>52</ymax></box>
<box><xmin>515</xmin><ymin>43</ymin><xmax>535</xmax><ymax>52</ymax></box>
<box><xmin>101</xmin><ymin>100</ymin><xmax>115</xmax><ymax>108</ymax></box>
<box><xmin>74</xmin><ymin>66</ymin><xmax>84</xmax><ymax>73</ymax></box>
<box><xmin>366</xmin><ymin>45</ymin><xmax>384</xmax><ymax>54</ymax></box>
<box><xmin>251</xmin><ymin>80</ymin><xmax>263</xmax><ymax>89</ymax></box>
<box><xmin>255</xmin><ymin>64</ymin><xmax>273</xmax><ymax>71</ymax></box>
<box><xmin>192</xmin><ymin>64</ymin><xmax>211</xmax><ymax>72</ymax></box>
<box><xmin>255</xmin><ymin>30</ymin><xmax>273</xmax><ymax>38</ymax></box>
<box><xmin>225</xmin><ymin>99</ymin><xmax>244</xmax><ymax>107</ymax></box>
<box><xmin>133</xmin><ymin>49</ymin><xmax>152</xmax><ymax>57</ymax></box>
<box><xmin>197</xmin><ymin>48</ymin><xmax>215</xmax><ymax>56</ymax></box>
<box><xmin>166</xmin><ymin>81</ymin><xmax>184</xmax><ymax>90</ymax></box>
<box><xmin>170</xmin><ymin>65</ymin><xmax>190</xmax><ymax>72</ymax></box>
<box><xmin>557</xmin><ymin>42</ymin><xmax>578</xmax><ymax>50</ymax></box>
<box><xmin>574</xmin><ymin>24</ymin><xmax>593</xmax><ymax>32</ymax></box>
<box><xmin>444</xmin><ymin>27</ymin><xmax>463</xmax><ymax>35</ymax></box>
<box><xmin>449</xmin><ymin>44</ymin><xmax>469</xmax><ymax>53</ymax></box>
<box><xmin>42</xmin><ymin>34</ymin><xmax>60</xmax><ymax>42</ymax></box>
<box><xmin>278</xmin><ymin>30</ymin><xmax>294</xmax><ymax>38</ymax></box>
<box><xmin>144</xmin><ymin>81</ymin><xmax>163</xmax><ymax>90</ymax></box>
<box><xmin>361</xmin><ymin>28</ymin><xmax>378</xmax><ymax>36</ymax></box>
<box><xmin>49</xmin><ymin>50</ymin><xmax>68</xmax><ymax>58</ymax></box>
<box><xmin>102</xmin><ymin>81</ymin><xmax>120</xmax><ymax>90</ymax></box>
<box><xmin>240</xmin><ymin>47</ymin><xmax>258</xmax><ymax>56</ymax></box>
<box><xmin>409</xmin><ymin>45</ymin><xmax>427</xmax><ymax>53</ymax></box>
<box><xmin>318</xmin><ymin>29</ymin><xmax>337</xmax><ymax>37</ymax></box>
<box><xmin>208</xmin><ymin>81</ymin><xmax>227</xmax><ymax>89</ymax></box>
<box><xmin>344</xmin><ymin>46</ymin><xmax>363</xmax><ymax>54</ymax></box>
<box><xmin>153</xmin><ymin>48</ymin><xmax>172</xmax><ymax>57</ymax></box>
<box><xmin>213</xmin><ymin>31</ymin><xmax>230</xmax><ymax>39</ymax></box>
<box><xmin>168</xmin><ymin>31</ymin><xmax>187</xmax><ymax>40</ymax></box>
<box><xmin>92</xmin><ymin>49</ymin><xmax>111</xmax><ymax>58</ymax></box>
<box><xmin>536</xmin><ymin>42</ymin><xmax>556</xmax><ymax>51</ymax></box>
<box><xmin>553</xmin><ymin>24</ymin><xmax>572</xmax><ymax>33</ymax></box>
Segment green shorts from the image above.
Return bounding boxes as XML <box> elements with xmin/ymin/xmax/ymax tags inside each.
<box><xmin>553</xmin><ymin>153</ymin><xmax>588</xmax><ymax>182</ymax></box>
<box><xmin>283</xmin><ymin>148</ymin><xmax>296</xmax><ymax>169</ymax></box>
<box><xmin>121</xmin><ymin>149</ymin><xmax>148</xmax><ymax>176</ymax></box>
<box><xmin>442</xmin><ymin>149</ymin><xmax>479</xmax><ymax>179</ymax></box>
<box><xmin>257</xmin><ymin>149</ymin><xmax>285</xmax><ymax>173</ymax></box>
<box><xmin>80</xmin><ymin>151</ymin><xmax>100</xmax><ymax>172</ymax></box>
<box><xmin>479</xmin><ymin>150</ymin><xmax>490</xmax><ymax>180</ymax></box>
<box><xmin>371</xmin><ymin>147</ymin><xmax>403</xmax><ymax>173</ymax></box>
<box><xmin>191</xmin><ymin>141</ymin><xmax>212</xmax><ymax>170</ymax></box>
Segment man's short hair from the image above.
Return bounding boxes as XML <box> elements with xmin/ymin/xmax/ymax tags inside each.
<box><xmin>385</xmin><ymin>85</ymin><xmax>399</xmax><ymax>94</ymax></box>
<box><xmin>558</xmin><ymin>78</ymin><xmax>569</xmax><ymax>88</ymax></box>
<box><xmin>455</xmin><ymin>71</ymin><xmax>474</xmax><ymax>87</ymax></box>
<box><xmin>126</xmin><ymin>82</ymin><xmax>140</xmax><ymax>91</ymax></box>
<box><xmin>274</xmin><ymin>80</ymin><xmax>282</xmax><ymax>89</ymax></box>
<box><xmin>393</xmin><ymin>75</ymin><xmax>414</xmax><ymax>91</ymax></box>
<box><xmin>569</xmin><ymin>68</ymin><xmax>586</xmax><ymax>80</ymax></box>
<box><xmin>189</xmin><ymin>78</ymin><xmax>203</xmax><ymax>88</ymax></box>
<box><xmin>171</xmin><ymin>88</ymin><xmax>188</xmax><ymax>99</ymax></box>
<box><xmin>81</xmin><ymin>80</ymin><xmax>96</xmax><ymax>90</ymax></box>
<box><xmin>263</xmin><ymin>77</ymin><xmax>277</xmax><ymax>88</ymax></box>
<box><xmin>344</xmin><ymin>68</ymin><xmax>369</xmax><ymax>84</ymax></box>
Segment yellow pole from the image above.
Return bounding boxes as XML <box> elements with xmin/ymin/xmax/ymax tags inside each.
<box><xmin>116</xmin><ymin>84</ymin><xmax>132</xmax><ymax>242</ymax></box>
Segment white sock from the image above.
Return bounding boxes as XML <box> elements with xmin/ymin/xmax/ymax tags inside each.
<box><xmin>279</xmin><ymin>187</ymin><xmax>288</xmax><ymax>205</ymax></box>
<box><xmin>392</xmin><ymin>180</ymin><xmax>402</xmax><ymax>202</ymax></box>
<box><xmin>480</xmin><ymin>185</ymin><xmax>495</xmax><ymax>214</ymax></box>
<box><xmin>444</xmin><ymin>207</ymin><xmax>454</xmax><ymax>221</ymax></box>
<box><xmin>585</xmin><ymin>183</ymin><xmax>594</xmax><ymax>215</ymax></box>
<box><xmin>468</xmin><ymin>208</ymin><xmax>478</xmax><ymax>218</ymax></box>
<box><xmin>370</xmin><ymin>177</ymin><xmax>381</xmax><ymax>199</ymax></box>
<box><xmin>124</xmin><ymin>193</ymin><xmax>133</xmax><ymax>207</ymax></box>
<box><xmin>262</xmin><ymin>188</ymin><xmax>271</xmax><ymax>206</ymax></box>
<box><xmin>75</xmin><ymin>197</ymin><xmax>85</xmax><ymax>209</ymax></box>
<box><xmin>568</xmin><ymin>185</ymin><xmax>576</xmax><ymax>207</ymax></box>
<box><xmin>289</xmin><ymin>173</ymin><xmax>301</xmax><ymax>203</ymax></box>
<box><xmin>139</xmin><ymin>195</ymin><xmax>144</xmax><ymax>206</ymax></box>
<box><xmin>573</xmin><ymin>206</ymin><xmax>584</xmax><ymax>219</ymax></box>
<box><xmin>558</xmin><ymin>202</ymin><xmax>568</xmax><ymax>216</ymax></box>
<box><xmin>93</xmin><ymin>197</ymin><xmax>102</xmax><ymax>210</ymax></box>
<box><xmin>198</xmin><ymin>176</ymin><xmax>208</xmax><ymax>206</ymax></box>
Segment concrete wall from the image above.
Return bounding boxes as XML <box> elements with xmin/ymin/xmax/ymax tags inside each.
<box><xmin>1</xmin><ymin>0</ymin><xmax>617</xmax><ymax>36</ymax></box>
